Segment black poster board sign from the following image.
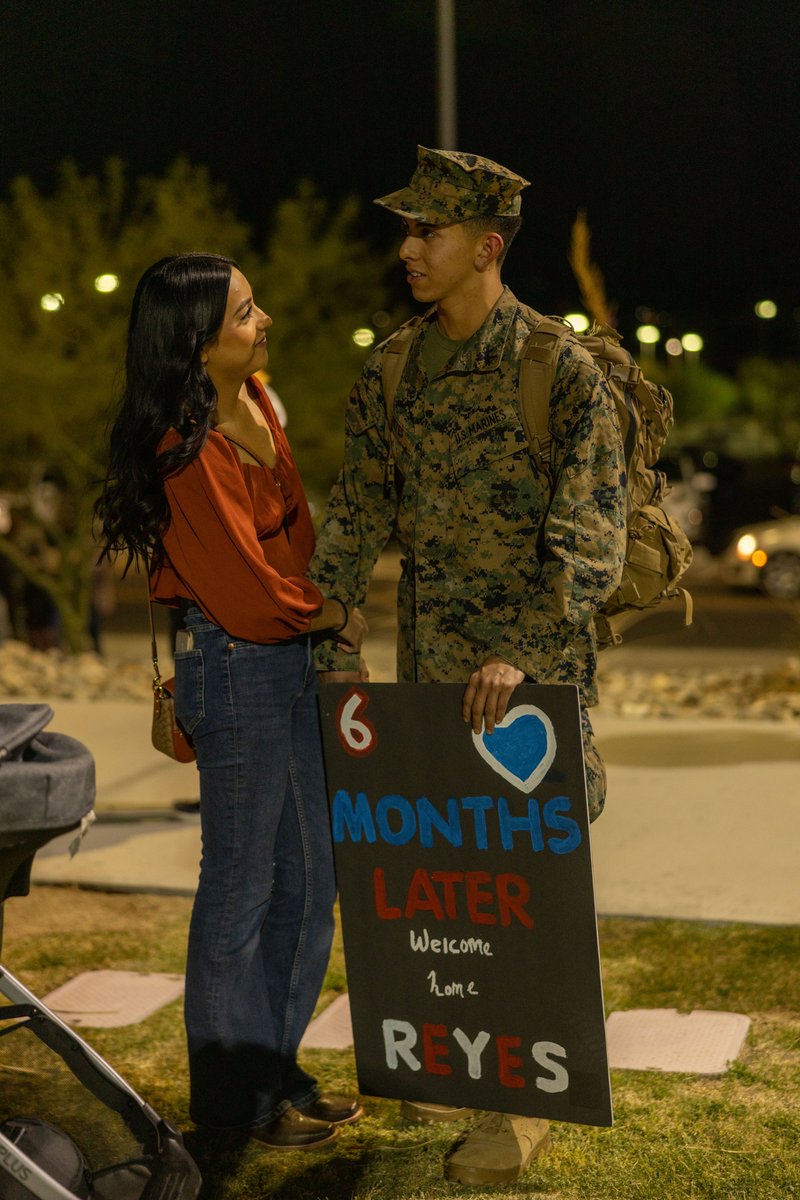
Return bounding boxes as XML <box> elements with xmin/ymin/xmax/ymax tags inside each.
<box><xmin>318</xmin><ymin>682</ymin><xmax>612</xmax><ymax>1127</ymax></box>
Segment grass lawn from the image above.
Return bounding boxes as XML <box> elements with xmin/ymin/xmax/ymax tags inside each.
<box><xmin>0</xmin><ymin>887</ymin><xmax>798</xmax><ymax>1200</ymax></box>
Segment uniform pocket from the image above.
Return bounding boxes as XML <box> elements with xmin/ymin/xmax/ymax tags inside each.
<box><xmin>450</xmin><ymin>419</ymin><xmax>528</xmax><ymax>479</ymax></box>
<box><xmin>173</xmin><ymin>648</ymin><xmax>205</xmax><ymax>735</ymax></box>
<box><xmin>450</xmin><ymin>421</ymin><xmax>547</xmax><ymax>558</ymax></box>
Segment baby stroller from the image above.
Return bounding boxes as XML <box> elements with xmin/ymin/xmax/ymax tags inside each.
<box><xmin>0</xmin><ymin>703</ymin><xmax>201</xmax><ymax>1199</ymax></box>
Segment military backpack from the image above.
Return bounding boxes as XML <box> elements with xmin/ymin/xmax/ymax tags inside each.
<box><xmin>381</xmin><ymin>310</ymin><xmax>693</xmax><ymax>649</ymax></box>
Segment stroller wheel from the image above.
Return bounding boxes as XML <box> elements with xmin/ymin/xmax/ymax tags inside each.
<box><xmin>91</xmin><ymin>1163</ymin><xmax>152</xmax><ymax>1200</ymax></box>
<box><xmin>0</xmin><ymin>1116</ymin><xmax>92</xmax><ymax>1199</ymax></box>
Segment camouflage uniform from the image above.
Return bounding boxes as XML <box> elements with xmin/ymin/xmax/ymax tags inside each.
<box><xmin>311</xmin><ymin>148</ymin><xmax>626</xmax><ymax>820</ymax></box>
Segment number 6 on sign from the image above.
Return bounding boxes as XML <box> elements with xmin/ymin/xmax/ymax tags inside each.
<box><xmin>336</xmin><ymin>687</ymin><xmax>378</xmax><ymax>757</ymax></box>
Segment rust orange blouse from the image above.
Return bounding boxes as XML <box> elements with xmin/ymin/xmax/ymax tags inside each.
<box><xmin>150</xmin><ymin>377</ymin><xmax>323</xmax><ymax>642</ymax></box>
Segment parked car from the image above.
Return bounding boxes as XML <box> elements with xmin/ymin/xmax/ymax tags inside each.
<box><xmin>719</xmin><ymin>516</ymin><xmax>800</xmax><ymax>599</ymax></box>
<box><xmin>659</xmin><ymin>452</ymin><xmax>716</xmax><ymax>544</ymax></box>
<box><xmin>660</xmin><ymin>449</ymin><xmax>800</xmax><ymax>554</ymax></box>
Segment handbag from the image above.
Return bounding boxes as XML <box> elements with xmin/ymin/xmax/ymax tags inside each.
<box><xmin>147</xmin><ymin>577</ymin><xmax>196</xmax><ymax>764</ymax></box>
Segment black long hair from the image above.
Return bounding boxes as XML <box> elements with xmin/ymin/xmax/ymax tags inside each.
<box><xmin>96</xmin><ymin>252</ymin><xmax>236</xmax><ymax>569</ymax></box>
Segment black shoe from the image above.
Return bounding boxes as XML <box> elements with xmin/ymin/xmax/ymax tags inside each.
<box><xmin>249</xmin><ymin>1106</ymin><xmax>339</xmax><ymax>1149</ymax></box>
<box><xmin>296</xmin><ymin>1093</ymin><xmax>363</xmax><ymax>1126</ymax></box>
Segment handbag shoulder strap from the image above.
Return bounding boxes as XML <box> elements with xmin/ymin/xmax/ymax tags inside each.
<box><xmin>145</xmin><ymin>560</ymin><xmax>163</xmax><ymax>692</ymax></box>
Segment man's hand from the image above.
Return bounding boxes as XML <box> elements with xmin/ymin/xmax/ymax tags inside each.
<box><xmin>462</xmin><ymin>654</ymin><xmax>524</xmax><ymax>734</ymax></box>
<box><xmin>319</xmin><ymin>657</ymin><xmax>370</xmax><ymax>685</ymax></box>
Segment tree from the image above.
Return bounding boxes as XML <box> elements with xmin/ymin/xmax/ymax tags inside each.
<box><xmin>0</xmin><ymin>163</ymin><xmax>397</xmax><ymax>651</ymax></box>
<box><xmin>0</xmin><ymin>158</ymin><xmax>254</xmax><ymax>651</ymax></box>
<box><xmin>656</xmin><ymin>359</ymin><xmax>800</xmax><ymax>458</ymax></box>
<box><xmin>569</xmin><ymin>210</ymin><xmax>616</xmax><ymax>328</ymax></box>
<box><xmin>647</xmin><ymin>360</ymin><xmax>742</xmax><ymax>451</ymax></box>
<box><xmin>736</xmin><ymin>358</ymin><xmax>800</xmax><ymax>455</ymax></box>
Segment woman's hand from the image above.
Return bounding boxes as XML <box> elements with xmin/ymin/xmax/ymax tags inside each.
<box><xmin>335</xmin><ymin>606</ymin><xmax>368</xmax><ymax>653</ymax></box>
<box><xmin>309</xmin><ymin>598</ymin><xmax>368</xmax><ymax>652</ymax></box>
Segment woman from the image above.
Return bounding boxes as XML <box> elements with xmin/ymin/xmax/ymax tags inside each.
<box><xmin>96</xmin><ymin>253</ymin><xmax>365</xmax><ymax>1149</ymax></box>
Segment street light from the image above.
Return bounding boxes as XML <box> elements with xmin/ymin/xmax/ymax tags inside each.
<box><xmin>40</xmin><ymin>293</ymin><xmax>64</xmax><ymax>312</ymax></box>
<box><xmin>665</xmin><ymin>338</ymin><xmax>683</xmax><ymax>357</ymax></box>
<box><xmin>437</xmin><ymin>0</ymin><xmax>457</xmax><ymax>148</ymax></box>
<box><xmin>635</xmin><ymin>324</ymin><xmax>660</xmax><ymax>359</ymax></box>
<box><xmin>636</xmin><ymin>324</ymin><xmax>660</xmax><ymax>345</ymax></box>
<box><xmin>754</xmin><ymin>299</ymin><xmax>777</xmax><ymax>355</ymax></box>
<box><xmin>564</xmin><ymin>312</ymin><xmax>590</xmax><ymax>333</ymax></box>
<box><xmin>352</xmin><ymin>328</ymin><xmax>375</xmax><ymax>348</ymax></box>
<box><xmin>94</xmin><ymin>273</ymin><xmax>120</xmax><ymax>293</ymax></box>
<box><xmin>681</xmin><ymin>333</ymin><xmax>703</xmax><ymax>353</ymax></box>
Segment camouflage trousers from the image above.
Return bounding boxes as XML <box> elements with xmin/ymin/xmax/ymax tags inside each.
<box><xmin>581</xmin><ymin>707</ymin><xmax>607</xmax><ymax>823</ymax></box>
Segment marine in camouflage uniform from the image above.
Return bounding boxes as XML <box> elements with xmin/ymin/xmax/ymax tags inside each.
<box><xmin>311</xmin><ymin>145</ymin><xmax>627</xmax><ymax>1187</ymax></box>
<box><xmin>311</xmin><ymin>147</ymin><xmax>626</xmax><ymax>822</ymax></box>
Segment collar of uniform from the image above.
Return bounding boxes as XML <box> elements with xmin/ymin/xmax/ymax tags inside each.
<box><xmin>434</xmin><ymin>286</ymin><xmax>519</xmax><ymax>376</ymax></box>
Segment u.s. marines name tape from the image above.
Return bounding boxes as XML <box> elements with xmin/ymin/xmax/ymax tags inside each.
<box><xmin>319</xmin><ymin>682</ymin><xmax>613</xmax><ymax>1126</ymax></box>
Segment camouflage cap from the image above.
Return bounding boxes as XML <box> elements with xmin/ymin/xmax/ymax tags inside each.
<box><xmin>374</xmin><ymin>145</ymin><xmax>530</xmax><ymax>225</ymax></box>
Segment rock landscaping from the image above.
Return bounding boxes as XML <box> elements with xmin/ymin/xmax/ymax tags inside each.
<box><xmin>2</xmin><ymin>638</ymin><xmax>799</xmax><ymax>720</ymax></box>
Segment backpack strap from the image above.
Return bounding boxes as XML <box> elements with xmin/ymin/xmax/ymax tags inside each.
<box><xmin>383</xmin><ymin>316</ymin><xmax>424</xmax><ymax>420</ymax></box>
<box><xmin>381</xmin><ymin>314</ymin><xmax>425</xmax><ymax>493</ymax></box>
<box><xmin>518</xmin><ymin>316</ymin><xmax>572</xmax><ymax>475</ymax></box>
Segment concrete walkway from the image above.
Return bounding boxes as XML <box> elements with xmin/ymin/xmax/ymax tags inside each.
<box><xmin>589</xmin><ymin>713</ymin><xmax>799</xmax><ymax>924</ymax></box>
<box><xmin>26</xmin><ymin>695</ymin><xmax>800</xmax><ymax>925</ymax></box>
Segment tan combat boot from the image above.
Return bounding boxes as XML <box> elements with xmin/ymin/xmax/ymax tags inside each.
<box><xmin>443</xmin><ymin>1111</ymin><xmax>551</xmax><ymax>1185</ymax></box>
<box><xmin>400</xmin><ymin>1101</ymin><xmax>474</xmax><ymax>1123</ymax></box>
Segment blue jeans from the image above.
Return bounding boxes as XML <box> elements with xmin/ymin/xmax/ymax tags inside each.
<box><xmin>173</xmin><ymin>608</ymin><xmax>336</xmax><ymax>1130</ymax></box>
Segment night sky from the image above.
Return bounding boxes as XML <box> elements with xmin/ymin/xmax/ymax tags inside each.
<box><xmin>3</xmin><ymin>0</ymin><xmax>799</xmax><ymax>367</ymax></box>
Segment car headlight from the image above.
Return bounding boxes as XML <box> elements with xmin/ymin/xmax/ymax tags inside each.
<box><xmin>736</xmin><ymin>534</ymin><xmax>758</xmax><ymax>560</ymax></box>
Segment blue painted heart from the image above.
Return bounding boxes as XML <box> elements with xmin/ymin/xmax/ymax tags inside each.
<box><xmin>472</xmin><ymin>705</ymin><xmax>556</xmax><ymax>793</ymax></box>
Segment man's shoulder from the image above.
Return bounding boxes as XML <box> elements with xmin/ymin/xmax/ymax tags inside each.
<box><xmin>354</xmin><ymin>310</ymin><xmax>433</xmax><ymax>390</ymax></box>
<box><xmin>375</xmin><ymin>308</ymin><xmax>435</xmax><ymax>355</ymax></box>
<box><xmin>512</xmin><ymin>297</ymin><xmax>545</xmax><ymax>332</ymax></box>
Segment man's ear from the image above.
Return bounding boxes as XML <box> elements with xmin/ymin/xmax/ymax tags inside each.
<box><xmin>474</xmin><ymin>232</ymin><xmax>504</xmax><ymax>272</ymax></box>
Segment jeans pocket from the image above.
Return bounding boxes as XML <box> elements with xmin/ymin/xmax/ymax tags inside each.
<box><xmin>174</xmin><ymin>649</ymin><xmax>205</xmax><ymax>735</ymax></box>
